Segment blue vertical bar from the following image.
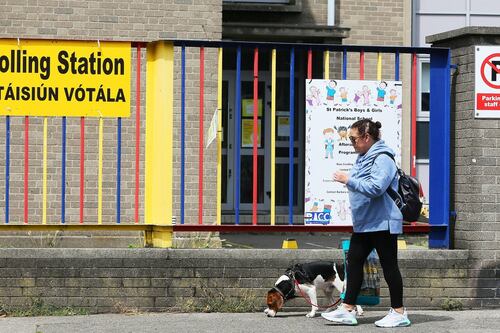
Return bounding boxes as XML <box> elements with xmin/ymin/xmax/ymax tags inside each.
<box><xmin>235</xmin><ymin>46</ymin><xmax>242</xmax><ymax>225</ymax></box>
<box><xmin>395</xmin><ymin>51</ymin><xmax>400</xmax><ymax>81</ymax></box>
<box><xmin>288</xmin><ymin>48</ymin><xmax>295</xmax><ymax>225</ymax></box>
<box><xmin>429</xmin><ymin>49</ymin><xmax>451</xmax><ymax>249</ymax></box>
<box><xmin>342</xmin><ymin>50</ymin><xmax>347</xmax><ymax>80</ymax></box>
<box><xmin>5</xmin><ymin>116</ymin><xmax>10</xmax><ymax>224</ymax></box>
<box><xmin>62</xmin><ymin>117</ymin><xmax>66</xmax><ymax>223</ymax></box>
<box><xmin>181</xmin><ymin>45</ymin><xmax>186</xmax><ymax>225</ymax></box>
<box><xmin>116</xmin><ymin>117</ymin><xmax>121</xmax><ymax>223</ymax></box>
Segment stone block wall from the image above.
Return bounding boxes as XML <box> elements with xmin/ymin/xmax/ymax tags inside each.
<box><xmin>1</xmin><ymin>248</ymin><xmax>494</xmax><ymax>314</ymax></box>
<box><xmin>426</xmin><ymin>26</ymin><xmax>500</xmax><ymax>306</ymax></box>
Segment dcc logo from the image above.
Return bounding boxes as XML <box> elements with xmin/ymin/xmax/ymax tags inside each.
<box><xmin>304</xmin><ymin>212</ymin><xmax>331</xmax><ymax>224</ymax></box>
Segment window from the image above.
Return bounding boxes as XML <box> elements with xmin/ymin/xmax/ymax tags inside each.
<box><xmin>416</xmin><ymin>58</ymin><xmax>430</xmax><ymax>162</ymax></box>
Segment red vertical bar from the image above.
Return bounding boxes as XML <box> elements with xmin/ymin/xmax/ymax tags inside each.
<box><xmin>307</xmin><ymin>49</ymin><xmax>312</xmax><ymax>80</ymax></box>
<box><xmin>135</xmin><ymin>44</ymin><xmax>141</xmax><ymax>224</ymax></box>
<box><xmin>80</xmin><ymin>117</ymin><xmax>85</xmax><ymax>224</ymax></box>
<box><xmin>360</xmin><ymin>51</ymin><xmax>365</xmax><ymax>80</ymax></box>
<box><xmin>199</xmin><ymin>47</ymin><xmax>204</xmax><ymax>225</ymax></box>
<box><xmin>24</xmin><ymin>116</ymin><xmax>29</xmax><ymax>224</ymax></box>
<box><xmin>252</xmin><ymin>48</ymin><xmax>259</xmax><ymax>225</ymax></box>
<box><xmin>411</xmin><ymin>53</ymin><xmax>417</xmax><ymax>177</ymax></box>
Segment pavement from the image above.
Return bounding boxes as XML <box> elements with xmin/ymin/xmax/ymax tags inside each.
<box><xmin>1</xmin><ymin>310</ymin><xmax>499</xmax><ymax>333</ymax></box>
<box><xmin>221</xmin><ymin>232</ymin><xmax>427</xmax><ymax>249</ymax></box>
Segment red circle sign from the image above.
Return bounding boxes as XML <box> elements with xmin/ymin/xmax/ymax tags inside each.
<box><xmin>480</xmin><ymin>53</ymin><xmax>500</xmax><ymax>89</ymax></box>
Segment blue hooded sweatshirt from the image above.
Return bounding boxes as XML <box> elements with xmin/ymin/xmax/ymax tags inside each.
<box><xmin>346</xmin><ymin>140</ymin><xmax>403</xmax><ymax>234</ymax></box>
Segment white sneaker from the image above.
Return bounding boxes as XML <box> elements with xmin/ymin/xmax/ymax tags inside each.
<box><xmin>374</xmin><ymin>308</ymin><xmax>411</xmax><ymax>328</ymax></box>
<box><xmin>321</xmin><ymin>304</ymin><xmax>358</xmax><ymax>325</ymax></box>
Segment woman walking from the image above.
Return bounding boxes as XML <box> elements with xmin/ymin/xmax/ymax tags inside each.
<box><xmin>321</xmin><ymin>119</ymin><xmax>411</xmax><ymax>328</ymax></box>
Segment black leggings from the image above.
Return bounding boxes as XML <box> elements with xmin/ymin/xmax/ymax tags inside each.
<box><xmin>343</xmin><ymin>230</ymin><xmax>403</xmax><ymax>308</ymax></box>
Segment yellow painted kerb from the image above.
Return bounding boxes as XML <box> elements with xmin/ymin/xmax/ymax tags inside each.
<box><xmin>145</xmin><ymin>41</ymin><xmax>173</xmax><ymax>247</ymax></box>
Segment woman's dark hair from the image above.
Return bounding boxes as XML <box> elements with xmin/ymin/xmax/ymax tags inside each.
<box><xmin>351</xmin><ymin>118</ymin><xmax>381</xmax><ymax>141</ymax></box>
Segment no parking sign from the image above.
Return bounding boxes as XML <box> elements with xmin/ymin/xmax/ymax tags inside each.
<box><xmin>475</xmin><ymin>46</ymin><xmax>500</xmax><ymax>118</ymax></box>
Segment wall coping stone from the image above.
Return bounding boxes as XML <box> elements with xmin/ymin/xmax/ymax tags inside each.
<box><xmin>0</xmin><ymin>248</ymin><xmax>469</xmax><ymax>260</ymax></box>
<box><xmin>426</xmin><ymin>26</ymin><xmax>500</xmax><ymax>44</ymax></box>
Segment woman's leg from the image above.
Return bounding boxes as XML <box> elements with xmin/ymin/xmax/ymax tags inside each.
<box><xmin>373</xmin><ymin>231</ymin><xmax>403</xmax><ymax>309</ymax></box>
<box><xmin>343</xmin><ymin>232</ymin><xmax>373</xmax><ymax>306</ymax></box>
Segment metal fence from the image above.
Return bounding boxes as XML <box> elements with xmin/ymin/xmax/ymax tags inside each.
<box><xmin>0</xmin><ymin>39</ymin><xmax>451</xmax><ymax>248</ymax></box>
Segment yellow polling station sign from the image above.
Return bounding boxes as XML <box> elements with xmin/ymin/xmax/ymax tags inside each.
<box><xmin>0</xmin><ymin>39</ymin><xmax>131</xmax><ymax>117</ymax></box>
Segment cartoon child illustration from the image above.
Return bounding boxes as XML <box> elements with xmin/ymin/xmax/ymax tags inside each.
<box><xmin>306</xmin><ymin>85</ymin><xmax>321</xmax><ymax>106</ymax></box>
<box><xmin>326</xmin><ymin>80</ymin><xmax>337</xmax><ymax>103</ymax></box>
<box><xmin>376</xmin><ymin>81</ymin><xmax>387</xmax><ymax>104</ymax></box>
<box><xmin>339</xmin><ymin>87</ymin><xmax>348</xmax><ymax>103</ymax></box>
<box><xmin>336</xmin><ymin>200</ymin><xmax>349</xmax><ymax>221</ymax></box>
<box><xmin>389</xmin><ymin>89</ymin><xmax>397</xmax><ymax>106</ymax></box>
<box><xmin>323</xmin><ymin>204</ymin><xmax>332</xmax><ymax>214</ymax></box>
<box><xmin>362</xmin><ymin>85</ymin><xmax>371</xmax><ymax>106</ymax></box>
<box><xmin>334</xmin><ymin>125</ymin><xmax>350</xmax><ymax>141</ymax></box>
<box><xmin>323</xmin><ymin>127</ymin><xmax>335</xmax><ymax>159</ymax></box>
<box><xmin>353</xmin><ymin>90</ymin><xmax>362</xmax><ymax>105</ymax></box>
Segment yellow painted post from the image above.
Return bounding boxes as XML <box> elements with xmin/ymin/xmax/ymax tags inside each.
<box><xmin>217</xmin><ymin>47</ymin><xmax>223</xmax><ymax>225</ymax></box>
<box><xmin>324</xmin><ymin>51</ymin><xmax>330</xmax><ymax>79</ymax></box>
<box><xmin>145</xmin><ymin>41</ymin><xmax>174</xmax><ymax>247</ymax></box>
<box><xmin>98</xmin><ymin>117</ymin><xmax>103</xmax><ymax>224</ymax></box>
<box><xmin>270</xmin><ymin>49</ymin><xmax>276</xmax><ymax>226</ymax></box>
<box><xmin>282</xmin><ymin>238</ymin><xmax>298</xmax><ymax>249</ymax></box>
<box><xmin>42</xmin><ymin>117</ymin><xmax>47</xmax><ymax>224</ymax></box>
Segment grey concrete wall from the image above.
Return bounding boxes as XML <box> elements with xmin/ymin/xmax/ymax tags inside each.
<box><xmin>0</xmin><ymin>248</ymin><xmax>495</xmax><ymax>313</ymax></box>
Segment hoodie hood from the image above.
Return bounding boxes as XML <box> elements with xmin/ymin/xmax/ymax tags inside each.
<box><xmin>356</xmin><ymin>140</ymin><xmax>395</xmax><ymax>167</ymax></box>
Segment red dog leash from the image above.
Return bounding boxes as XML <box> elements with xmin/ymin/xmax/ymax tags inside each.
<box><xmin>293</xmin><ymin>279</ymin><xmax>342</xmax><ymax>309</ymax></box>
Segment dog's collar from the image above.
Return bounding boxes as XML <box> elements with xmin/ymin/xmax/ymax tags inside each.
<box><xmin>272</xmin><ymin>286</ymin><xmax>285</xmax><ymax>299</ymax></box>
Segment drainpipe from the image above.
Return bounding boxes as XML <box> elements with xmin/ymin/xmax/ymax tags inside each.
<box><xmin>328</xmin><ymin>0</ymin><xmax>335</xmax><ymax>26</ymax></box>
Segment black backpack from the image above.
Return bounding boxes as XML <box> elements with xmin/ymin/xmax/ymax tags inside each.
<box><xmin>374</xmin><ymin>152</ymin><xmax>423</xmax><ymax>222</ymax></box>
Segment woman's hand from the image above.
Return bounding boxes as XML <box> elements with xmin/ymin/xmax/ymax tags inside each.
<box><xmin>333</xmin><ymin>171</ymin><xmax>349</xmax><ymax>184</ymax></box>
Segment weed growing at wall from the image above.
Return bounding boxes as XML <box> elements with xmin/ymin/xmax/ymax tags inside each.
<box><xmin>1</xmin><ymin>298</ymin><xmax>89</xmax><ymax>317</ymax></box>
<box><xmin>441</xmin><ymin>298</ymin><xmax>463</xmax><ymax>311</ymax></box>
<box><xmin>178</xmin><ymin>288</ymin><xmax>260</xmax><ymax>313</ymax></box>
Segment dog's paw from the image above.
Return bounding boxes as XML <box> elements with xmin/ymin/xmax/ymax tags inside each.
<box><xmin>266</xmin><ymin>309</ymin><xmax>277</xmax><ymax>317</ymax></box>
<box><xmin>306</xmin><ymin>311</ymin><xmax>317</xmax><ymax>318</ymax></box>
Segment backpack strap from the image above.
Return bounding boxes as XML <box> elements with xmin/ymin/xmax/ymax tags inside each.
<box><xmin>372</xmin><ymin>152</ymin><xmax>403</xmax><ymax>208</ymax></box>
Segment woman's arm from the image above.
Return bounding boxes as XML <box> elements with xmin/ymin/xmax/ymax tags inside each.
<box><xmin>345</xmin><ymin>155</ymin><xmax>397</xmax><ymax>198</ymax></box>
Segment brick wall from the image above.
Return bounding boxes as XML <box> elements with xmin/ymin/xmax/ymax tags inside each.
<box><xmin>337</xmin><ymin>0</ymin><xmax>405</xmax><ymax>80</ymax></box>
<box><xmin>1</xmin><ymin>248</ymin><xmax>494</xmax><ymax>313</ymax></box>
<box><xmin>0</xmin><ymin>0</ymin><xmax>221</xmax><ymax>224</ymax></box>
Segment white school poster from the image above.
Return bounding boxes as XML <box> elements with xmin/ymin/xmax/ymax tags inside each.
<box><xmin>304</xmin><ymin>80</ymin><xmax>402</xmax><ymax>225</ymax></box>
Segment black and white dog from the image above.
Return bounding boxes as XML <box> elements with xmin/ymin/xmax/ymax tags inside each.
<box><xmin>264</xmin><ymin>261</ymin><xmax>363</xmax><ymax>318</ymax></box>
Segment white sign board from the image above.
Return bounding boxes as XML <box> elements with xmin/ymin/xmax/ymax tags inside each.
<box><xmin>475</xmin><ymin>46</ymin><xmax>500</xmax><ymax>118</ymax></box>
<box><xmin>304</xmin><ymin>80</ymin><xmax>402</xmax><ymax>226</ymax></box>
